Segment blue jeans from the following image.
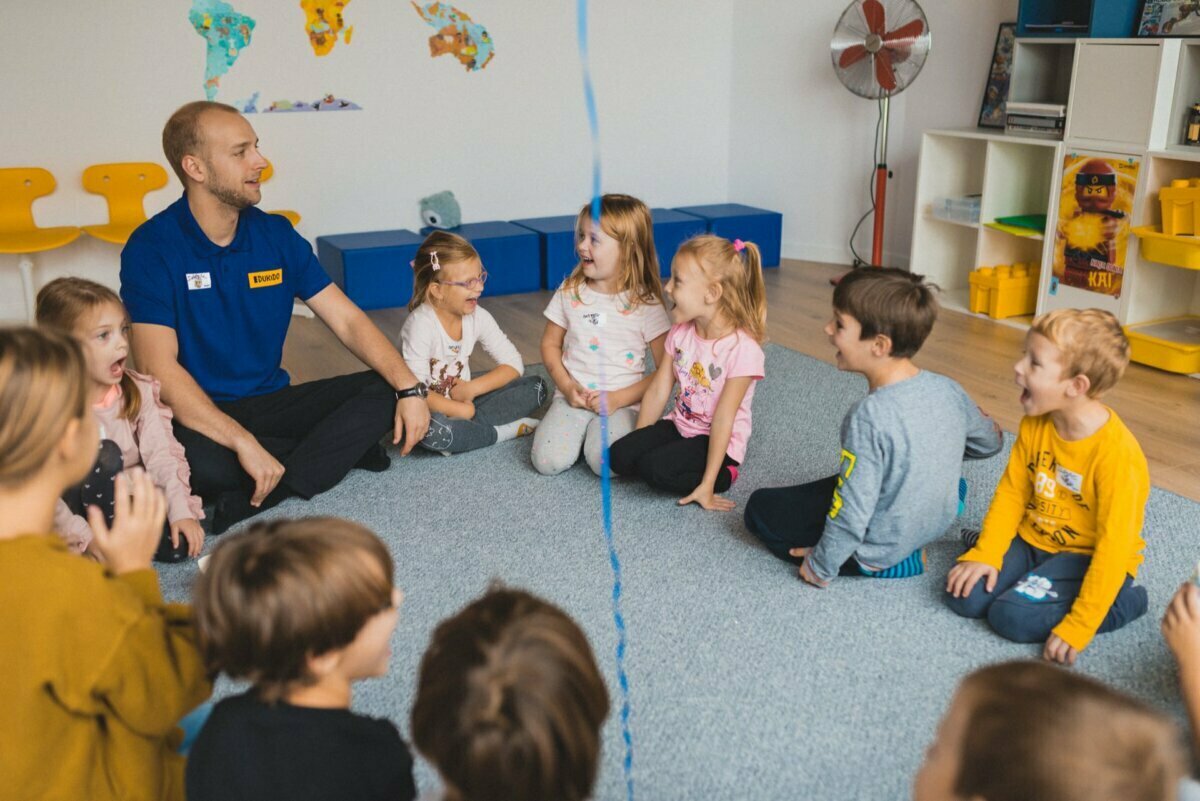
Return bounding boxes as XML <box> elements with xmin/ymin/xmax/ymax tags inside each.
<box><xmin>945</xmin><ymin>537</ymin><xmax>1148</xmax><ymax>643</ymax></box>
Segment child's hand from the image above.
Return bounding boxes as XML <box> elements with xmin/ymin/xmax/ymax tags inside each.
<box><xmin>946</xmin><ymin>561</ymin><xmax>998</xmax><ymax>598</ymax></box>
<box><xmin>566</xmin><ymin>384</ymin><xmax>592</xmax><ymax>409</ymax></box>
<box><xmin>449</xmin><ymin>378</ymin><xmax>476</xmax><ymax>403</ymax></box>
<box><xmin>450</xmin><ymin>400</ymin><xmax>476</xmax><ymax>420</ymax></box>
<box><xmin>1163</xmin><ymin>583</ymin><xmax>1200</xmax><ymax>668</ymax></box>
<box><xmin>586</xmin><ymin>390</ymin><xmax>621</xmax><ymax>414</ymax></box>
<box><xmin>797</xmin><ymin>556</ymin><xmax>829</xmax><ymax>588</ymax></box>
<box><xmin>171</xmin><ymin>518</ymin><xmax>205</xmax><ymax>558</ymax></box>
<box><xmin>1043</xmin><ymin>633</ymin><xmax>1079</xmax><ymax>666</ymax></box>
<box><xmin>678</xmin><ymin>485</ymin><xmax>736</xmax><ymax>512</ymax></box>
<box><xmin>87</xmin><ymin>469</ymin><xmax>167</xmax><ymax>575</ymax></box>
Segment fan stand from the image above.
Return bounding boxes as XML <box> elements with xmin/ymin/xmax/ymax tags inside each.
<box><xmin>871</xmin><ymin>92</ymin><xmax>891</xmax><ymax>267</ymax></box>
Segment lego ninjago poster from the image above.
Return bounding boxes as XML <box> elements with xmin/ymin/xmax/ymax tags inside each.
<box><xmin>1052</xmin><ymin>154</ymin><xmax>1140</xmax><ymax>299</ymax></box>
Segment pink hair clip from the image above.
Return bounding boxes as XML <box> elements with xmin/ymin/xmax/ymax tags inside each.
<box><xmin>430</xmin><ymin>251</ymin><xmax>441</xmax><ymax>271</ymax></box>
<box><xmin>733</xmin><ymin>239</ymin><xmax>746</xmax><ymax>253</ymax></box>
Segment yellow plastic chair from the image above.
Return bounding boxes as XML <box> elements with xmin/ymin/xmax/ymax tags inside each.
<box><xmin>0</xmin><ymin>168</ymin><xmax>81</xmax><ymax>322</ymax></box>
<box><xmin>260</xmin><ymin>161</ymin><xmax>301</xmax><ymax>227</ymax></box>
<box><xmin>81</xmin><ymin>162</ymin><xmax>169</xmax><ymax>245</ymax></box>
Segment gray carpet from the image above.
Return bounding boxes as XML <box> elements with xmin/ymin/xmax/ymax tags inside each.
<box><xmin>158</xmin><ymin>344</ymin><xmax>1200</xmax><ymax>800</ymax></box>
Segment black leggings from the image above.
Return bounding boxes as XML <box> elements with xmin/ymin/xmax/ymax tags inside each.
<box><xmin>610</xmin><ymin>419</ymin><xmax>739</xmax><ymax>495</ymax></box>
<box><xmin>63</xmin><ymin>439</ymin><xmax>171</xmax><ymax>539</ymax></box>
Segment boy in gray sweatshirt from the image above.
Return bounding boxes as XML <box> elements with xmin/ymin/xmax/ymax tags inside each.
<box><xmin>744</xmin><ymin>268</ymin><xmax>1003</xmax><ymax>585</ymax></box>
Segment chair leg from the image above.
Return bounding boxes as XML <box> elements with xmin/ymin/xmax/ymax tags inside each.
<box><xmin>17</xmin><ymin>253</ymin><xmax>36</xmax><ymax>324</ymax></box>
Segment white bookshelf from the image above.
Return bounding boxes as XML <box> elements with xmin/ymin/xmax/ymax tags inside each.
<box><xmin>911</xmin><ymin>36</ymin><xmax>1200</xmax><ymax>374</ymax></box>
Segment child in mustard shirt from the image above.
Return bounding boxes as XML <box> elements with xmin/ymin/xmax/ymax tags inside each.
<box><xmin>946</xmin><ymin>309</ymin><xmax>1149</xmax><ymax>665</ymax></box>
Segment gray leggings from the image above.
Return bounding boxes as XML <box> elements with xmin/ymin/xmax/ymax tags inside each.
<box><xmin>531</xmin><ymin>396</ymin><xmax>638</xmax><ymax>476</ymax></box>
<box><xmin>421</xmin><ymin>376</ymin><xmax>547</xmax><ymax>454</ymax></box>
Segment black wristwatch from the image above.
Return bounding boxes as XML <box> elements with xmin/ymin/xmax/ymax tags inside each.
<box><xmin>395</xmin><ymin>382</ymin><xmax>428</xmax><ymax>400</ymax></box>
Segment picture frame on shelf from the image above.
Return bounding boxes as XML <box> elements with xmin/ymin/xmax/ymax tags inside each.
<box><xmin>1136</xmin><ymin>1</ymin><xmax>1200</xmax><ymax>36</ymax></box>
<box><xmin>978</xmin><ymin>22</ymin><xmax>1016</xmax><ymax>129</ymax></box>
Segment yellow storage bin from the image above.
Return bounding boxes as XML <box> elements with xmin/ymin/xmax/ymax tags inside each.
<box><xmin>1159</xmin><ymin>178</ymin><xmax>1200</xmax><ymax>237</ymax></box>
<box><xmin>1130</xmin><ymin>226</ymin><xmax>1200</xmax><ymax>271</ymax></box>
<box><xmin>968</xmin><ymin>263</ymin><xmax>1040</xmax><ymax>319</ymax></box>
<box><xmin>1125</xmin><ymin>316</ymin><xmax>1200</xmax><ymax>374</ymax></box>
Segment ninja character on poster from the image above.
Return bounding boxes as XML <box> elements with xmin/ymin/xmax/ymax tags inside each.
<box><xmin>1052</xmin><ymin>155</ymin><xmax>1140</xmax><ymax>299</ymax></box>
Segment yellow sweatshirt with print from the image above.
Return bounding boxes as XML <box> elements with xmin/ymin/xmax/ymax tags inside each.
<box><xmin>959</xmin><ymin>410</ymin><xmax>1148</xmax><ymax>651</ymax></box>
<box><xmin>0</xmin><ymin>534</ymin><xmax>211</xmax><ymax>801</ymax></box>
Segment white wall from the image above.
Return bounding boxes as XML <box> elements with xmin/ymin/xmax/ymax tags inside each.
<box><xmin>1</xmin><ymin>0</ymin><xmax>733</xmax><ymax>322</ymax></box>
<box><xmin>729</xmin><ymin>0</ymin><xmax>1019</xmax><ymax>268</ymax></box>
<box><xmin>3</xmin><ymin>0</ymin><xmax>1013</xmax><ymax>322</ymax></box>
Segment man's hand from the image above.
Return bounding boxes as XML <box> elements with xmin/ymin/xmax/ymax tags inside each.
<box><xmin>393</xmin><ymin>395</ymin><xmax>431</xmax><ymax>455</ymax></box>
<box><xmin>678</xmin><ymin>484</ymin><xmax>736</xmax><ymax>512</ymax></box>
<box><xmin>1043</xmin><ymin>633</ymin><xmax>1079</xmax><ymax>666</ymax></box>
<box><xmin>171</xmin><ymin>517</ymin><xmax>206</xmax><ymax>558</ymax></box>
<box><xmin>1163</xmin><ymin>583</ymin><xmax>1200</xmax><ymax>668</ymax></box>
<box><xmin>88</xmin><ymin>470</ymin><xmax>167</xmax><ymax>575</ymax></box>
<box><xmin>946</xmin><ymin>561</ymin><xmax>998</xmax><ymax>598</ymax></box>
<box><xmin>234</xmin><ymin>434</ymin><xmax>285</xmax><ymax>506</ymax></box>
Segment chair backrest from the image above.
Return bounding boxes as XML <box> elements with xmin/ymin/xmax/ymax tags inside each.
<box><xmin>82</xmin><ymin>162</ymin><xmax>168</xmax><ymax>228</ymax></box>
<box><xmin>0</xmin><ymin>167</ymin><xmax>57</xmax><ymax>234</ymax></box>
<box><xmin>260</xmin><ymin>160</ymin><xmax>275</xmax><ymax>183</ymax></box>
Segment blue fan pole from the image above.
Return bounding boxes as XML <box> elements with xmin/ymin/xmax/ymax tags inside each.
<box><xmin>576</xmin><ymin>2</ymin><xmax>634</xmax><ymax>800</ymax></box>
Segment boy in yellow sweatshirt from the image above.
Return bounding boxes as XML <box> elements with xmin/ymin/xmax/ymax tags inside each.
<box><xmin>945</xmin><ymin>309</ymin><xmax>1149</xmax><ymax>665</ymax></box>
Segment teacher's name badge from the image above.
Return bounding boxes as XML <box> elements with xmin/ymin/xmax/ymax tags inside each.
<box><xmin>186</xmin><ymin>272</ymin><xmax>212</xmax><ymax>290</ymax></box>
<box><xmin>248</xmin><ymin>268</ymin><xmax>283</xmax><ymax>288</ymax></box>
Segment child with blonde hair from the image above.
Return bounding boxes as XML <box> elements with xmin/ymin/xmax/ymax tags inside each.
<box><xmin>610</xmin><ymin>234</ymin><xmax>767</xmax><ymax>510</ymax></box>
<box><xmin>947</xmin><ymin>308</ymin><xmax>1149</xmax><ymax>665</ymax></box>
<box><xmin>532</xmin><ymin>194</ymin><xmax>671</xmax><ymax>476</ymax></box>
<box><xmin>0</xmin><ymin>327</ymin><xmax>210</xmax><ymax>801</ymax></box>
<box><xmin>401</xmin><ymin>231</ymin><xmax>546</xmax><ymax>454</ymax></box>
<box><xmin>187</xmin><ymin>517</ymin><xmax>415</xmax><ymax>801</ymax></box>
<box><xmin>37</xmin><ymin>277</ymin><xmax>204</xmax><ymax>562</ymax></box>
<box><xmin>412</xmin><ymin>586</ymin><xmax>609</xmax><ymax>801</ymax></box>
<box><xmin>914</xmin><ymin>660</ymin><xmax>1187</xmax><ymax>801</ymax></box>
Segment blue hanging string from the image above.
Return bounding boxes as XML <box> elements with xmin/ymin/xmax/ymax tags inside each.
<box><xmin>576</xmin><ymin>2</ymin><xmax>634</xmax><ymax>800</ymax></box>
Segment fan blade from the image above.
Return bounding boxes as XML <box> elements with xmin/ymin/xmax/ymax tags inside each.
<box><xmin>882</xmin><ymin>19</ymin><xmax>925</xmax><ymax>42</ymax></box>
<box><xmin>861</xmin><ymin>0</ymin><xmax>886</xmax><ymax>35</ymax></box>
<box><xmin>838</xmin><ymin>44</ymin><xmax>870</xmax><ymax>68</ymax></box>
<box><xmin>875</xmin><ymin>53</ymin><xmax>897</xmax><ymax>92</ymax></box>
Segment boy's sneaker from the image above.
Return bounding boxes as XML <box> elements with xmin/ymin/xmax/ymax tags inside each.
<box><xmin>960</xmin><ymin>527</ymin><xmax>981</xmax><ymax>551</ymax></box>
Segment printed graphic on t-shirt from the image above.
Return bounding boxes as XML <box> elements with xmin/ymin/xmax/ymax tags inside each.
<box><xmin>428</xmin><ymin>358</ymin><xmax>465</xmax><ymax>397</ymax></box>
<box><xmin>672</xmin><ymin>348</ymin><xmax>716</xmax><ymax>422</ymax></box>
<box><xmin>1026</xmin><ymin>450</ymin><xmax>1090</xmax><ymax>546</ymax></box>
<box><xmin>248</xmin><ymin>268</ymin><xmax>283</xmax><ymax>288</ymax></box>
<box><xmin>581</xmin><ymin>312</ymin><xmax>606</xmax><ymax>327</ymax></box>
<box><xmin>828</xmin><ymin>448</ymin><xmax>857</xmax><ymax>520</ymax></box>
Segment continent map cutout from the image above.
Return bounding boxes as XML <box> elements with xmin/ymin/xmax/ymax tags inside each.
<box><xmin>412</xmin><ymin>2</ymin><xmax>494</xmax><ymax>72</ymax></box>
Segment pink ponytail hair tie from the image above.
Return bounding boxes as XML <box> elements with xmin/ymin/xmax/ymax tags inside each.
<box><xmin>733</xmin><ymin>239</ymin><xmax>746</xmax><ymax>253</ymax></box>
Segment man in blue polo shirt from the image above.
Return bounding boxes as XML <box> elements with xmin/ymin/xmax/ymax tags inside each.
<box><xmin>121</xmin><ymin>101</ymin><xmax>430</xmax><ymax>533</ymax></box>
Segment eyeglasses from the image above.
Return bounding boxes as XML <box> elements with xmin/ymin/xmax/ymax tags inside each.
<box><xmin>438</xmin><ymin>270</ymin><xmax>488</xmax><ymax>290</ymax></box>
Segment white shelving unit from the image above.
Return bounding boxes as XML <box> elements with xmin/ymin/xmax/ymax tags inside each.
<box><xmin>911</xmin><ymin>36</ymin><xmax>1200</xmax><ymax>374</ymax></box>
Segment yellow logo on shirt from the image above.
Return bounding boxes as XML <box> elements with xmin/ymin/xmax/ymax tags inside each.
<box><xmin>828</xmin><ymin>449</ymin><xmax>857</xmax><ymax>520</ymax></box>
<box><xmin>248</xmin><ymin>269</ymin><xmax>283</xmax><ymax>288</ymax></box>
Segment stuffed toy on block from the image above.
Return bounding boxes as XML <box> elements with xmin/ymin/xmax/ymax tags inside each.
<box><xmin>420</xmin><ymin>190</ymin><xmax>462</xmax><ymax>229</ymax></box>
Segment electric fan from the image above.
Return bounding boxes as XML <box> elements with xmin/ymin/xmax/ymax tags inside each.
<box><xmin>831</xmin><ymin>0</ymin><xmax>931</xmax><ymax>267</ymax></box>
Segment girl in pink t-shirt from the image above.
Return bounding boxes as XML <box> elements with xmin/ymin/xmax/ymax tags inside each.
<box><xmin>611</xmin><ymin>235</ymin><xmax>767</xmax><ymax>511</ymax></box>
<box><xmin>37</xmin><ymin>278</ymin><xmax>204</xmax><ymax>563</ymax></box>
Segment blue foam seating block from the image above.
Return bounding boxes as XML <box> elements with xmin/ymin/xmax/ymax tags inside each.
<box><xmin>672</xmin><ymin>204</ymin><xmax>782</xmax><ymax>267</ymax></box>
<box><xmin>316</xmin><ymin>229</ymin><xmax>423</xmax><ymax>311</ymax></box>
<box><xmin>419</xmin><ymin>221</ymin><xmax>541</xmax><ymax>296</ymax></box>
<box><xmin>510</xmin><ymin>215</ymin><xmax>578</xmax><ymax>290</ymax></box>
<box><xmin>651</xmin><ymin>208</ymin><xmax>707</xmax><ymax>276</ymax></box>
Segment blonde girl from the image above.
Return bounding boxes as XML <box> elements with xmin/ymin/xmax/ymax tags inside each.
<box><xmin>914</xmin><ymin>660</ymin><xmax>1187</xmax><ymax>801</ymax></box>
<box><xmin>610</xmin><ymin>234</ymin><xmax>767</xmax><ymax>511</ymax></box>
<box><xmin>533</xmin><ymin>194</ymin><xmax>671</xmax><ymax>476</ymax></box>
<box><xmin>400</xmin><ymin>231</ymin><xmax>546</xmax><ymax>454</ymax></box>
<box><xmin>37</xmin><ymin>278</ymin><xmax>204</xmax><ymax>562</ymax></box>
<box><xmin>0</xmin><ymin>327</ymin><xmax>210</xmax><ymax>801</ymax></box>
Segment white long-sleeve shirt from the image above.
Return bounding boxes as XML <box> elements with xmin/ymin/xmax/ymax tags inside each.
<box><xmin>399</xmin><ymin>303</ymin><xmax>523</xmax><ymax>397</ymax></box>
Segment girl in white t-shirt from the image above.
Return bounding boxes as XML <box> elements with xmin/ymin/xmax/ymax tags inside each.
<box><xmin>610</xmin><ymin>234</ymin><xmax>767</xmax><ymax>511</ymax></box>
<box><xmin>400</xmin><ymin>232</ymin><xmax>546</xmax><ymax>455</ymax></box>
<box><xmin>533</xmin><ymin>194</ymin><xmax>671</xmax><ymax>476</ymax></box>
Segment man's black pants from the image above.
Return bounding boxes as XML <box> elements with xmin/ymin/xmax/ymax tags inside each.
<box><xmin>174</xmin><ymin>371</ymin><xmax>395</xmax><ymax>502</ymax></box>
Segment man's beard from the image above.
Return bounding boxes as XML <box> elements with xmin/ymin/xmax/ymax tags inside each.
<box><xmin>205</xmin><ymin>163</ymin><xmax>257</xmax><ymax>210</ymax></box>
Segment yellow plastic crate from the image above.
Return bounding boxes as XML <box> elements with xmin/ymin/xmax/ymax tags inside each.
<box><xmin>968</xmin><ymin>263</ymin><xmax>1039</xmax><ymax>319</ymax></box>
<box><xmin>1130</xmin><ymin>226</ymin><xmax>1200</xmax><ymax>271</ymax></box>
<box><xmin>1125</xmin><ymin>316</ymin><xmax>1200</xmax><ymax>374</ymax></box>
